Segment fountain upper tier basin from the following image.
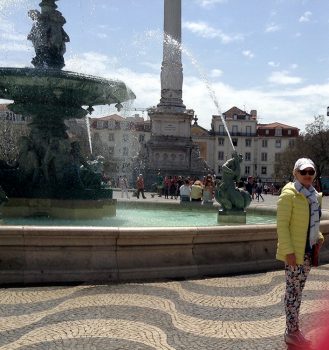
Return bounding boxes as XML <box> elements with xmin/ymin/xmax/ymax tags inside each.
<box><xmin>0</xmin><ymin>67</ymin><xmax>136</xmax><ymax>118</ymax></box>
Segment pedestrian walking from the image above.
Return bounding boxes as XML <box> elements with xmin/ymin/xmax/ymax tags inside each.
<box><xmin>256</xmin><ymin>182</ymin><xmax>264</xmax><ymax>201</ymax></box>
<box><xmin>136</xmin><ymin>174</ymin><xmax>146</xmax><ymax>199</ymax></box>
<box><xmin>119</xmin><ymin>175</ymin><xmax>129</xmax><ymax>199</ymax></box>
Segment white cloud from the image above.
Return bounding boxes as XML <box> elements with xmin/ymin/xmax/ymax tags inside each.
<box><xmin>210</xmin><ymin>69</ymin><xmax>223</xmax><ymax>78</ymax></box>
<box><xmin>268</xmin><ymin>71</ymin><xmax>302</xmax><ymax>85</ymax></box>
<box><xmin>1</xmin><ymin>32</ymin><xmax>26</xmax><ymax>41</ymax></box>
<box><xmin>290</xmin><ymin>63</ymin><xmax>298</xmax><ymax>70</ymax></box>
<box><xmin>183</xmin><ymin>21</ymin><xmax>243</xmax><ymax>43</ymax></box>
<box><xmin>0</xmin><ymin>42</ymin><xmax>30</xmax><ymax>52</ymax></box>
<box><xmin>268</xmin><ymin>61</ymin><xmax>280</xmax><ymax>68</ymax></box>
<box><xmin>242</xmin><ymin>50</ymin><xmax>254</xmax><ymax>59</ymax></box>
<box><xmin>96</xmin><ymin>33</ymin><xmax>108</xmax><ymax>39</ymax></box>
<box><xmin>299</xmin><ymin>11</ymin><xmax>312</xmax><ymax>23</ymax></box>
<box><xmin>265</xmin><ymin>23</ymin><xmax>281</xmax><ymax>33</ymax></box>
<box><xmin>65</xmin><ymin>52</ymin><xmax>119</xmax><ymax>76</ymax></box>
<box><xmin>181</xmin><ymin>76</ymin><xmax>329</xmax><ymax>131</ymax></box>
<box><xmin>195</xmin><ymin>0</ymin><xmax>226</xmax><ymax>8</ymax></box>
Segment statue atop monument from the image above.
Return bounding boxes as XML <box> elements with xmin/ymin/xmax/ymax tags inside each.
<box><xmin>28</xmin><ymin>0</ymin><xmax>70</xmax><ymax>69</ymax></box>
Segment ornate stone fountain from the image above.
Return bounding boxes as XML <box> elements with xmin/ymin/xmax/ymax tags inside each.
<box><xmin>0</xmin><ymin>0</ymin><xmax>135</xmax><ymax>218</ymax></box>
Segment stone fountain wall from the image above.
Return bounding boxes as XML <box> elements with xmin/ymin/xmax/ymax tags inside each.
<box><xmin>1</xmin><ymin>212</ymin><xmax>329</xmax><ymax>285</ymax></box>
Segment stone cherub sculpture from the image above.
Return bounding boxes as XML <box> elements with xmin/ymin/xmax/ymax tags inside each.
<box><xmin>27</xmin><ymin>0</ymin><xmax>70</xmax><ymax>69</ymax></box>
<box><xmin>215</xmin><ymin>151</ymin><xmax>251</xmax><ymax>211</ymax></box>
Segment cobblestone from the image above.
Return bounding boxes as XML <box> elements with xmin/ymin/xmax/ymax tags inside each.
<box><xmin>0</xmin><ymin>265</ymin><xmax>328</xmax><ymax>349</ymax></box>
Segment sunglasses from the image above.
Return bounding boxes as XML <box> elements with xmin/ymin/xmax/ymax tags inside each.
<box><xmin>299</xmin><ymin>169</ymin><xmax>315</xmax><ymax>176</ymax></box>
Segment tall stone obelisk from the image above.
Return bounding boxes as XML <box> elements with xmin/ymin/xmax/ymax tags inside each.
<box><xmin>157</xmin><ymin>0</ymin><xmax>185</xmax><ymax>112</ymax></box>
<box><xmin>138</xmin><ymin>0</ymin><xmax>208</xmax><ymax>184</ymax></box>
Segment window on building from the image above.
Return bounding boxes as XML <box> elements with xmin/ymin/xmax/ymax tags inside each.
<box><xmin>218</xmin><ymin>137</ymin><xmax>224</xmax><ymax>146</ymax></box>
<box><xmin>139</xmin><ymin>134</ymin><xmax>145</xmax><ymax>142</ymax></box>
<box><xmin>245</xmin><ymin>152</ymin><xmax>251</xmax><ymax>161</ymax></box>
<box><xmin>218</xmin><ymin>151</ymin><xmax>224</xmax><ymax>160</ymax></box>
<box><xmin>275</xmin><ymin>128</ymin><xmax>282</xmax><ymax>136</ymax></box>
<box><xmin>245</xmin><ymin>166</ymin><xmax>250</xmax><ymax>175</ymax></box>
<box><xmin>261</xmin><ymin>152</ymin><xmax>267</xmax><ymax>162</ymax></box>
<box><xmin>275</xmin><ymin>139</ymin><xmax>281</xmax><ymax>148</ymax></box>
<box><xmin>246</xmin><ymin>126</ymin><xmax>251</xmax><ymax>135</ymax></box>
<box><xmin>123</xmin><ymin>121</ymin><xmax>130</xmax><ymax>130</ymax></box>
<box><xmin>232</xmin><ymin>138</ymin><xmax>238</xmax><ymax>147</ymax></box>
<box><xmin>123</xmin><ymin>134</ymin><xmax>129</xmax><ymax>142</ymax></box>
<box><xmin>262</xmin><ymin>139</ymin><xmax>268</xmax><ymax>147</ymax></box>
<box><xmin>275</xmin><ymin>153</ymin><xmax>281</xmax><ymax>161</ymax></box>
<box><xmin>108</xmin><ymin>133</ymin><xmax>114</xmax><ymax>142</ymax></box>
<box><xmin>288</xmin><ymin>139</ymin><xmax>295</xmax><ymax>147</ymax></box>
<box><xmin>232</xmin><ymin>125</ymin><xmax>238</xmax><ymax>135</ymax></box>
<box><xmin>245</xmin><ymin>139</ymin><xmax>251</xmax><ymax>147</ymax></box>
<box><xmin>265</xmin><ymin>129</ymin><xmax>269</xmax><ymax>135</ymax></box>
<box><xmin>288</xmin><ymin>129</ymin><xmax>292</xmax><ymax>135</ymax></box>
<box><xmin>217</xmin><ymin>165</ymin><xmax>222</xmax><ymax>174</ymax></box>
<box><xmin>96</xmin><ymin>120</ymin><xmax>103</xmax><ymax>129</ymax></box>
<box><xmin>108</xmin><ymin>120</ymin><xmax>115</xmax><ymax>129</ymax></box>
<box><xmin>219</xmin><ymin>125</ymin><xmax>225</xmax><ymax>134</ymax></box>
<box><xmin>261</xmin><ymin>166</ymin><xmax>267</xmax><ymax>175</ymax></box>
<box><xmin>108</xmin><ymin>146</ymin><xmax>114</xmax><ymax>156</ymax></box>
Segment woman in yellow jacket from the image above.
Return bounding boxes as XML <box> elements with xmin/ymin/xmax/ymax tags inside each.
<box><xmin>277</xmin><ymin>158</ymin><xmax>324</xmax><ymax>348</ymax></box>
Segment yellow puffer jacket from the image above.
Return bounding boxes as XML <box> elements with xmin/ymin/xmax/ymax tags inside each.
<box><xmin>276</xmin><ymin>182</ymin><xmax>324</xmax><ymax>265</ymax></box>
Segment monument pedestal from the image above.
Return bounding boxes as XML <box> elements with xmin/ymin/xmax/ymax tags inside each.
<box><xmin>218</xmin><ymin>209</ymin><xmax>247</xmax><ymax>225</ymax></box>
<box><xmin>140</xmin><ymin>109</ymin><xmax>209</xmax><ymax>186</ymax></box>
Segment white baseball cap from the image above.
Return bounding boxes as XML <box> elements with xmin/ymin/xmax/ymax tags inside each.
<box><xmin>293</xmin><ymin>158</ymin><xmax>315</xmax><ymax>171</ymax></box>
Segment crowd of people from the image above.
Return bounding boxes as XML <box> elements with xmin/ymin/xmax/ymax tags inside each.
<box><xmin>114</xmin><ymin>172</ymin><xmax>284</xmax><ymax>203</ymax></box>
<box><xmin>244</xmin><ymin>176</ymin><xmax>282</xmax><ymax>202</ymax></box>
<box><xmin>155</xmin><ymin>173</ymin><xmax>216</xmax><ymax>203</ymax></box>
<box><xmin>113</xmin><ymin>173</ymin><xmax>217</xmax><ymax>202</ymax></box>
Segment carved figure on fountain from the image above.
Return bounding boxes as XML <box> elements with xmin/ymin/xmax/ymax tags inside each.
<box><xmin>28</xmin><ymin>0</ymin><xmax>69</xmax><ymax>69</ymax></box>
<box><xmin>17</xmin><ymin>136</ymin><xmax>41</xmax><ymax>185</ymax></box>
<box><xmin>215</xmin><ymin>151</ymin><xmax>251</xmax><ymax>211</ymax></box>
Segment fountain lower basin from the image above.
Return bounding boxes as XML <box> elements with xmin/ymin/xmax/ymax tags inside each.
<box><xmin>1</xmin><ymin>205</ymin><xmax>328</xmax><ymax>286</ymax></box>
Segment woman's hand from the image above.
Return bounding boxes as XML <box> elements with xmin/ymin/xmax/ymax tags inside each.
<box><xmin>286</xmin><ymin>253</ymin><xmax>297</xmax><ymax>267</ymax></box>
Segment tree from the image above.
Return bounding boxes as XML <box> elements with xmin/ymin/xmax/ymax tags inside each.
<box><xmin>303</xmin><ymin>115</ymin><xmax>329</xmax><ymax>177</ymax></box>
<box><xmin>274</xmin><ymin>136</ymin><xmax>304</xmax><ymax>182</ymax></box>
<box><xmin>273</xmin><ymin>115</ymin><xmax>329</xmax><ymax>182</ymax></box>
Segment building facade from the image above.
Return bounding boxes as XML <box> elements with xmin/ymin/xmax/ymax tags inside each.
<box><xmin>209</xmin><ymin>106</ymin><xmax>299</xmax><ymax>183</ymax></box>
<box><xmin>1</xmin><ymin>103</ymin><xmax>299</xmax><ymax>187</ymax></box>
<box><xmin>89</xmin><ymin>114</ymin><xmax>151</xmax><ymax>184</ymax></box>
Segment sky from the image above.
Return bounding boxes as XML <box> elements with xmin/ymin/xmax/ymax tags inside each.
<box><xmin>1</xmin><ymin>0</ymin><xmax>329</xmax><ymax>131</ymax></box>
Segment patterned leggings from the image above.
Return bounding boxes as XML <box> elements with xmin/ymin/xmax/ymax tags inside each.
<box><xmin>284</xmin><ymin>254</ymin><xmax>311</xmax><ymax>333</ymax></box>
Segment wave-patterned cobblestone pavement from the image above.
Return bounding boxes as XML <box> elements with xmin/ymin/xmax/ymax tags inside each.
<box><xmin>1</xmin><ymin>265</ymin><xmax>329</xmax><ymax>350</ymax></box>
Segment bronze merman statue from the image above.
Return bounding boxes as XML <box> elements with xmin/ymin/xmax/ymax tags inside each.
<box><xmin>215</xmin><ymin>151</ymin><xmax>251</xmax><ymax>211</ymax></box>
